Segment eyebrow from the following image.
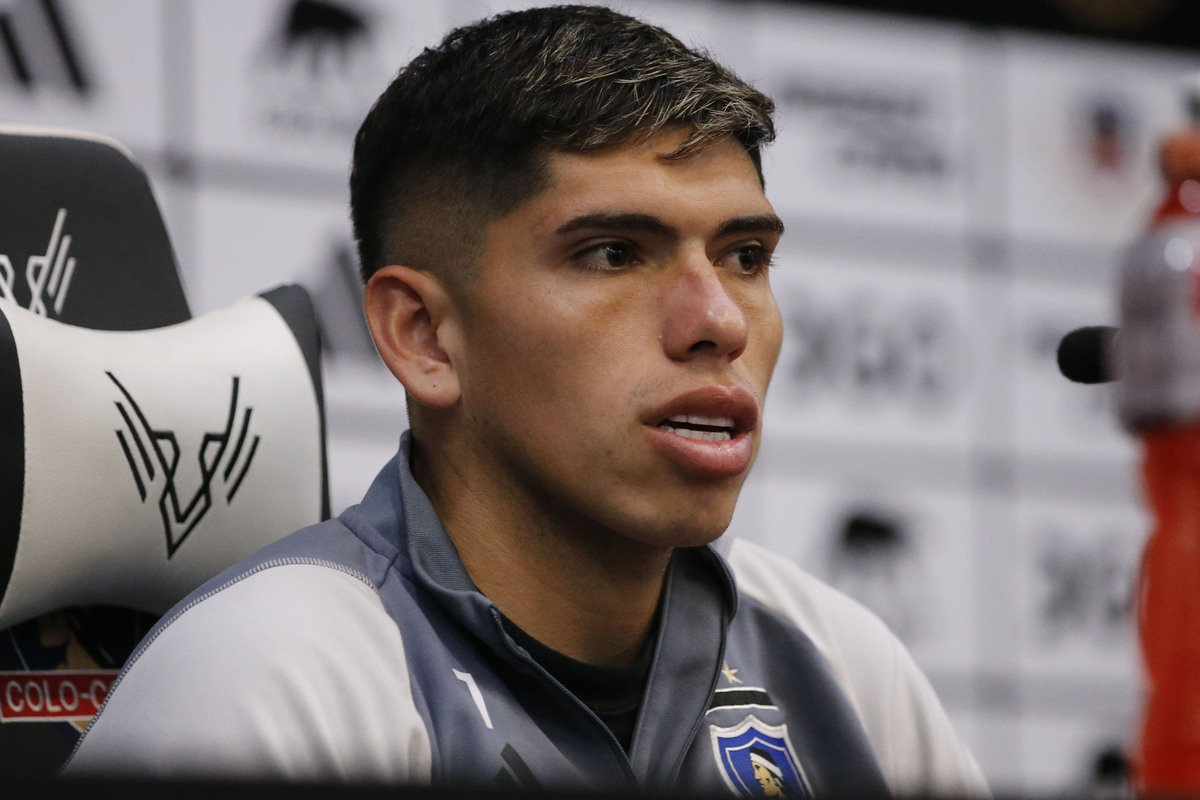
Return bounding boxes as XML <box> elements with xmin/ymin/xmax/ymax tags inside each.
<box><xmin>555</xmin><ymin>212</ymin><xmax>785</xmax><ymax>239</ymax></box>
<box><xmin>716</xmin><ymin>214</ymin><xmax>785</xmax><ymax>238</ymax></box>
<box><xmin>556</xmin><ymin>213</ymin><xmax>676</xmax><ymax>237</ymax></box>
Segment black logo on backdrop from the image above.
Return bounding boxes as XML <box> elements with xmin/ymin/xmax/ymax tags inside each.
<box><xmin>108</xmin><ymin>372</ymin><xmax>260</xmax><ymax>558</ymax></box>
<box><xmin>250</xmin><ymin>0</ymin><xmax>383</xmax><ymax>140</ymax></box>
<box><xmin>0</xmin><ymin>208</ymin><xmax>77</xmax><ymax>318</ymax></box>
<box><xmin>777</xmin><ymin>74</ymin><xmax>951</xmax><ymax>182</ymax></box>
<box><xmin>1036</xmin><ymin>524</ymin><xmax>1136</xmax><ymax>646</ymax></box>
<box><xmin>827</xmin><ymin>508</ymin><xmax>929</xmax><ymax>642</ymax></box>
<box><xmin>280</xmin><ymin>0</ymin><xmax>368</xmax><ymax>66</ymax></box>
<box><xmin>0</xmin><ymin>0</ymin><xmax>90</xmax><ymax>94</ymax></box>
<box><xmin>783</xmin><ymin>289</ymin><xmax>959</xmax><ymax>415</ymax></box>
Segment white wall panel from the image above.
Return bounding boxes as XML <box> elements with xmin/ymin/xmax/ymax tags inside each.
<box><xmin>1014</xmin><ymin>495</ymin><xmax>1145</xmax><ymax>681</ymax></box>
<box><xmin>191</xmin><ymin>185</ymin><xmax>349</xmax><ymax>311</ymax></box>
<box><xmin>1012</xmin><ymin>278</ymin><xmax>1134</xmax><ymax>462</ymax></box>
<box><xmin>768</xmin><ymin>251</ymin><xmax>974</xmax><ymax>451</ymax></box>
<box><xmin>754</xmin><ymin>473</ymin><xmax>976</xmax><ymax>673</ymax></box>
<box><xmin>1020</xmin><ymin>713</ymin><xmax>1136</xmax><ymax>795</ymax></box>
<box><xmin>192</xmin><ymin>0</ymin><xmax>447</xmax><ymax>170</ymax></box>
<box><xmin>749</xmin><ymin>5</ymin><xmax>973</xmax><ymax>233</ymax></box>
<box><xmin>1004</xmin><ymin>33</ymin><xmax>1198</xmax><ymax>248</ymax></box>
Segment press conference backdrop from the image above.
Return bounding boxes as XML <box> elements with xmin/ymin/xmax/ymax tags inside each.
<box><xmin>0</xmin><ymin>0</ymin><xmax>1188</xmax><ymax>793</ymax></box>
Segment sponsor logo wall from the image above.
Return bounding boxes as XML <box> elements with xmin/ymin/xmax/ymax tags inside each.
<box><xmin>2</xmin><ymin>0</ymin><xmax>1197</xmax><ymax>792</ymax></box>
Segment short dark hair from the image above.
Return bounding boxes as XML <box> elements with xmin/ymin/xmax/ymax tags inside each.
<box><xmin>349</xmin><ymin>4</ymin><xmax>776</xmax><ymax>288</ymax></box>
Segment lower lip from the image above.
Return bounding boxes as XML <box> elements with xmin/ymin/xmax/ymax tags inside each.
<box><xmin>645</xmin><ymin>425</ymin><xmax>755</xmax><ymax>478</ymax></box>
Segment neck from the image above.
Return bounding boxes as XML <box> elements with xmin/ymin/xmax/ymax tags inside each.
<box><xmin>411</xmin><ymin>434</ymin><xmax>671</xmax><ymax>666</ymax></box>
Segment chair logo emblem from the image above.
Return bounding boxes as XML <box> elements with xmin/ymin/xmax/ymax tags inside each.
<box><xmin>107</xmin><ymin>372</ymin><xmax>261</xmax><ymax>558</ymax></box>
<box><xmin>0</xmin><ymin>208</ymin><xmax>77</xmax><ymax>318</ymax></box>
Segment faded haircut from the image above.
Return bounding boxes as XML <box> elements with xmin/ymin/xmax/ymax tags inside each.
<box><xmin>349</xmin><ymin>4</ymin><xmax>776</xmax><ymax>289</ymax></box>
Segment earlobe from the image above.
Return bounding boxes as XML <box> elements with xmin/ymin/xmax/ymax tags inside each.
<box><xmin>364</xmin><ymin>265</ymin><xmax>462</xmax><ymax>408</ymax></box>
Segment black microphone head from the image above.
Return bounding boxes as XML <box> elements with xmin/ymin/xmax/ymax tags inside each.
<box><xmin>1057</xmin><ymin>326</ymin><xmax>1118</xmax><ymax>384</ymax></box>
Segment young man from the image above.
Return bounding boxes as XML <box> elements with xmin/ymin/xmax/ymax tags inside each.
<box><xmin>66</xmin><ymin>6</ymin><xmax>987</xmax><ymax>795</ymax></box>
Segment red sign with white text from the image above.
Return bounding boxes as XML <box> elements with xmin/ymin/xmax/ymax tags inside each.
<box><xmin>0</xmin><ymin>671</ymin><xmax>118</xmax><ymax>722</ymax></box>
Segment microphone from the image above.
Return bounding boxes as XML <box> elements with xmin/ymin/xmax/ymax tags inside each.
<box><xmin>1057</xmin><ymin>326</ymin><xmax>1118</xmax><ymax>384</ymax></box>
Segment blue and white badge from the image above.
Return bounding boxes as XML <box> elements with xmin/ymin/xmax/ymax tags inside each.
<box><xmin>709</xmin><ymin>715</ymin><xmax>811</xmax><ymax>798</ymax></box>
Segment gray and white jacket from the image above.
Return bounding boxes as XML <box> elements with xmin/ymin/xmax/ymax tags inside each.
<box><xmin>66</xmin><ymin>433</ymin><xmax>987</xmax><ymax>796</ymax></box>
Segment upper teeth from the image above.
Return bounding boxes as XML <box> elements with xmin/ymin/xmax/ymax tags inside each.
<box><xmin>659</xmin><ymin>415</ymin><xmax>736</xmax><ymax>442</ymax></box>
<box><xmin>666</xmin><ymin>415</ymin><xmax>734</xmax><ymax>428</ymax></box>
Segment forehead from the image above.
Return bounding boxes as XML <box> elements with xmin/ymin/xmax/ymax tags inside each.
<box><xmin>523</xmin><ymin>132</ymin><xmax>774</xmax><ymax>230</ymax></box>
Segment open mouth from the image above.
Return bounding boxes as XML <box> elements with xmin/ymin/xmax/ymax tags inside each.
<box><xmin>646</xmin><ymin>388</ymin><xmax>757</xmax><ymax>477</ymax></box>
<box><xmin>657</xmin><ymin>415</ymin><xmax>737</xmax><ymax>442</ymax></box>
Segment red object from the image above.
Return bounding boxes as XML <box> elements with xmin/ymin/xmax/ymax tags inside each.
<box><xmin>1139</xmin><ymin>429</ymin><xmax>1200</xmax><ymax>791</ymax></box>
<box><xmin>1133</xmin><ymin>130</ymin><xmax>1200</xmax><ymax>795</ymax></box>
<box><xmin>0</xmin><ymin>671</ymin><xmax>117</xmax><ymax>722</ymax></box>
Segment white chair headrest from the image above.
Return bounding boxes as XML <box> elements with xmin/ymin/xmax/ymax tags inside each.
<box><xmin>0</xmin><ymin>287</ymin><xmax>327</xmax><ymax>629</ymax></box>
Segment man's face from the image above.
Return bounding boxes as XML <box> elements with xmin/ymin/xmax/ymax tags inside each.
<box><xmin>753</xmin><ymin>762</ymin><xmax>786</xmax><ymax>796</ymax></box>
<box><xmin>449</xmin><ymin>128</ymin><xmax>783</xmax><ymax>549</ymax></box>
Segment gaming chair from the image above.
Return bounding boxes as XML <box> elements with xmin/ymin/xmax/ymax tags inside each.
<box><xmin>0</xmin><ymin>126</ymin><xmax>329</xmax><ymax>774</ymax></box>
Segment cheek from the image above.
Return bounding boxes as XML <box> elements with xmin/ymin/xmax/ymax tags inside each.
<box><xmin>737</xmin><ymin>287</ymin><xmax>784</xmax><ymax>381</ymax></box>
<box><xmin>461</xmin><ymin>290</ymin><xmax>645</xmax><ymax>417</ymax></box>
<box><xmin>761</xmin><ymin>301</ymin><xmax>784</xmax><ymax>373</ymax></box>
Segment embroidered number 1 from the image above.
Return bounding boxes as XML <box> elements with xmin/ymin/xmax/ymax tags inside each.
<box><xmin>453</xmin><ymin>668</ymin><xmax>494</xmax><ymax>730</ymax></box>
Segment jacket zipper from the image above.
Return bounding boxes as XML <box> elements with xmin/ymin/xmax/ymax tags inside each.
<box><xmin>489</xmin><ymin>608</ymin><xmax>639</xmax><ymax>789</ymax></box>
<box><xmin>666</xmin><ymin>620</ymin><xmax>728</xmax><ymax>786</ymax></box>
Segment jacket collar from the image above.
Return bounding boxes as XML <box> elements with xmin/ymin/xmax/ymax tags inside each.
<box><xmin>355</xmin><ymin>430</ymin><xmax>741</xmax><ymax>784</ymax></box>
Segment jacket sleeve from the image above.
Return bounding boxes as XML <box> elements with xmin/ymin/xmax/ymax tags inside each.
<box><xmin>63</xmin><ymin>563</ymin><xmax>432</xmax><ymax>782</ymax></box>
<box><xmin>726</xmin><ymin>538</ymin><xmax>990</xmax><ymax>797</ymax></box>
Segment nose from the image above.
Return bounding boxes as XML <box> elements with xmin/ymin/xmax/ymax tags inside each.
<box><xmin>659</xmin><ymin>259</ymin><xmax>749</xmax><ymax>362</ymax></box>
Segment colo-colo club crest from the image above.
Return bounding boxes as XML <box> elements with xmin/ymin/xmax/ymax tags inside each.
<box><xmin>710</xmin><ymin>715</ymin><xmax>811</xmax><ymax>798</ymax></box>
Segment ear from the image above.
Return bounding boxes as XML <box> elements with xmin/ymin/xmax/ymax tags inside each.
<box><xmin>364</xmin><ymin>265</ymin><xmax>461</xmax><ymax>408</ymax></box>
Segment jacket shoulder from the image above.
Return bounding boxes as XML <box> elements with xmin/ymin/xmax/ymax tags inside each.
<box><xmin>66</xmin><ymin>559</ymin><xmax>431</xmax><ymax>782</ymax></box>
<box><xmin>725</xmin><ymin>537</ymin><xmax>988</xmax><ymax>797</ymax></box>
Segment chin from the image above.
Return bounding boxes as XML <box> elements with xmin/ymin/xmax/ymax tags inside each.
<box><xmin>635</xmin><ymin>504</ymin><xmax>737</xmax><ymax>550</ymax></box>
<box><xmin>669</xmin><ymin>527</ymin><xmax>730</xmax><ymax>550</ymax></box>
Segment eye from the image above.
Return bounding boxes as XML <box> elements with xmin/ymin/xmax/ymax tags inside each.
<box><xmin>719</xmin><ymin>244</ymin><xmax>774</xmax><ymax>276</ymax></box>
<box><xmin>572</xmin><ymin>241</ymin><xmax>639</xmax><ymax>272</ymax></box>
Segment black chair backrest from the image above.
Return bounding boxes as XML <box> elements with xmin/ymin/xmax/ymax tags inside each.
<box><xmin>0</xmin><ymin>126</ymin><xmax>190</xmax><ymax>329</ymax></box>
